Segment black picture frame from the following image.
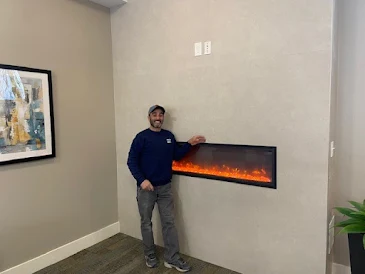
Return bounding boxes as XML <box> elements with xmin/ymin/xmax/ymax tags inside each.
<box><xmin>0</xmin><ymin>63</ymin><xmax>55</xmax><ymax>165</ymax></box>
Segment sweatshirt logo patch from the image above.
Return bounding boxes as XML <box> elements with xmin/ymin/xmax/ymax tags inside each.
<box><xmin>166</xmin><ymin>138</ymin><xmax>171</xmax><ymax>144</ymax></box>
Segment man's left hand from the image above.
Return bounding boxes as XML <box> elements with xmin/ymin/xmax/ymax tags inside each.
<box><xmin>188</xmin><ymin>135</ymin><xmax>206</xmax><ymax>146</ymax></box>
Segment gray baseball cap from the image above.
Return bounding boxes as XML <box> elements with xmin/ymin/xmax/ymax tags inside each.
<box><xmin>148</xmin><ymin>105</ymin><xmax>165</xmax><ymax>115</ymax></box>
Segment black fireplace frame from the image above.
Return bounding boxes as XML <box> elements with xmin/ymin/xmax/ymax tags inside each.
<box><xmin>173</xmin><ymin>142</ymin><xmax>277</xmax><ymax>189</ymax></box>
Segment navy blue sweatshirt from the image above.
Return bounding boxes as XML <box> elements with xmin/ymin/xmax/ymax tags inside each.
<box><xmin>127</xmin><ymin>128</ymin><xmax>192</xmax><ymax>186</ymax></box>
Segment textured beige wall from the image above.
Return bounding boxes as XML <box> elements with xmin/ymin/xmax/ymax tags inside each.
<box><xmin>333</xmin><ymin>0</ymin><xmax>365</xmax><ymax>267</ymax></box>
<box><xmin>0</xmin><ymin>0</ymin><xmax>117</xmax><ymax>271</ymax></box>
<box><xmin>112</xmin><ymin>1</ymin><xmax>333</xmax><ymax>273</ymax></box>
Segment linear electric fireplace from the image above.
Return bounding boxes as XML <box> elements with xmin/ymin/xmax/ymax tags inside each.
<box><xmin>172</xmin><ymin>143</ymin><xmax>277</xmax><ymax>189</ymax></box>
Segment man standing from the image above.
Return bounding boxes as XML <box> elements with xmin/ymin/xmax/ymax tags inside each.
<box><xmin>127</xmin><ymin>105</ymin><xmax>206</xmax><ymax>272</ymax></box>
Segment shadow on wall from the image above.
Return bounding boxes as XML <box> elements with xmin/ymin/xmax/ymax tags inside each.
<box><xmin>162</xmin><ymin>107</ymin><xmax>177</xmax><ymax>133</ymax></box>
<box><xmin>171</xmin><ymin>176</ymin><xmax>191</xmax><ymax>255</ymax></box>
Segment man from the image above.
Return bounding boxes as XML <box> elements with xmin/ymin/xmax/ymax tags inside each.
<box><xmin>127</xmin><ymin>105</ymin><xmax>206</xmax><ymax>272</ymax></box>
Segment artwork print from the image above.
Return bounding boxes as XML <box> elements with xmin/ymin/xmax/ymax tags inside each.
<box><xmin>0</xmin><ymin>64</ymin><xmax>55</xmax><ymax>165</ymax></box>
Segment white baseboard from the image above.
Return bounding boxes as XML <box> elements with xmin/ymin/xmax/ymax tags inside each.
<box><xmin>0</xmin><ymin>222</ymin><xmax>120</xmax><ymax>274</ymax></box>
<box><xmin>332</xmin><ymin>263</ymin><xmax>351</xmax><ymax>274</ymax></box>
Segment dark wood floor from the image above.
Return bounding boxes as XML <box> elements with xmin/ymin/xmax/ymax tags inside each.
<box><xmin>35</xmin><ymin>233</ymin><xmax>240</xmax><ymax>274</ymax></box>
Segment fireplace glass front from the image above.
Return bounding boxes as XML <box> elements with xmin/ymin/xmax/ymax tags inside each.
<box><xmin>172</xmin><ymin>142</ymin><xmax>277</xmax><ymax>189</ymax></box>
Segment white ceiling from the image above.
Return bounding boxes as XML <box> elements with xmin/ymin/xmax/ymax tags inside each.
<box><xmin>89</xmin><ymin>0</ymin><xmax>127</xmax><ymax>9</ymax></box>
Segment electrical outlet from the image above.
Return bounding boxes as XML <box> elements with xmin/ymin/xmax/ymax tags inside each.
<box><xmin>204</xmin><ymin>41</ymin><xmax>211</xmax><ymax>55</ymax></box>
<box><xmin>194</xmin><ymin>42</ymin><xmax>202</xmax><ymax>56</ymax></box>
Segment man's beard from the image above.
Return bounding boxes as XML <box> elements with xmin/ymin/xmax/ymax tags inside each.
<box><xmin>150</xmin><ymin>118</ymin><xmax>163</xmax><ymax>128</ymax></box>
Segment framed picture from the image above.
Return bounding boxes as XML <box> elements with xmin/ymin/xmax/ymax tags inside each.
<box><xmin>0</xmin><ymin>63</ymin><xmax>55</xmax><ymax>165</ymax></box>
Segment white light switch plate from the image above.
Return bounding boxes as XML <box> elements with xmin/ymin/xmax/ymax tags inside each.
<box><xmin>194</xmin><ymin>42</ymin><xmax>202</xmax><ymax>56</ymax></box>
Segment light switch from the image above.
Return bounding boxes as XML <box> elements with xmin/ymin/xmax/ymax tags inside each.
<box><xmin>194</xmin><ymin>42</ymin><xmax>202</xmax><ymax>56</ymax></box>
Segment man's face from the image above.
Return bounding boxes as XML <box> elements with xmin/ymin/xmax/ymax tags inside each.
<box><xmin>149</xmin><ymin>109</ymin><xmax>164</xmax><ymax>129</ymax></box>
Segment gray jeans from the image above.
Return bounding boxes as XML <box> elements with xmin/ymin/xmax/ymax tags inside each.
<box><xmin>137</xmin><ymin>182</ymin><xmax>180</xmax><ymax>262</ymax></box>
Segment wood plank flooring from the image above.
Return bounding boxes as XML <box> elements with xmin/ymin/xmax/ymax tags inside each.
<box><xmin>35</xmin><ymin>233</ymin><xmax>240</xmax><ymax>274</ymax></box>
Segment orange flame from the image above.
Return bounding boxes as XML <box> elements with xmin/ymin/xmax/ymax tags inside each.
<box><xmin>172</xmin><ymin>161</ymin><xmax>271</xmax><ymax>183</ymax></box>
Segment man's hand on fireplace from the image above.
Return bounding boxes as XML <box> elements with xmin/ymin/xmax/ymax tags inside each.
<box><xmin>188</xmin><ymin>135</ymin><xmax>206</xmax><ymax>146</ymax></box>
<box><xmin>141</xmin><ymin>180</ymin><xmax>154</xmax><ymax>191</ymax></box>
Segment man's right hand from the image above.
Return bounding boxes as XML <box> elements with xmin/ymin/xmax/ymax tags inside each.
<box><xmin>140</xmin><ymin>180</ymin><xmax>154</xmax><ymax>191</ymax></box>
